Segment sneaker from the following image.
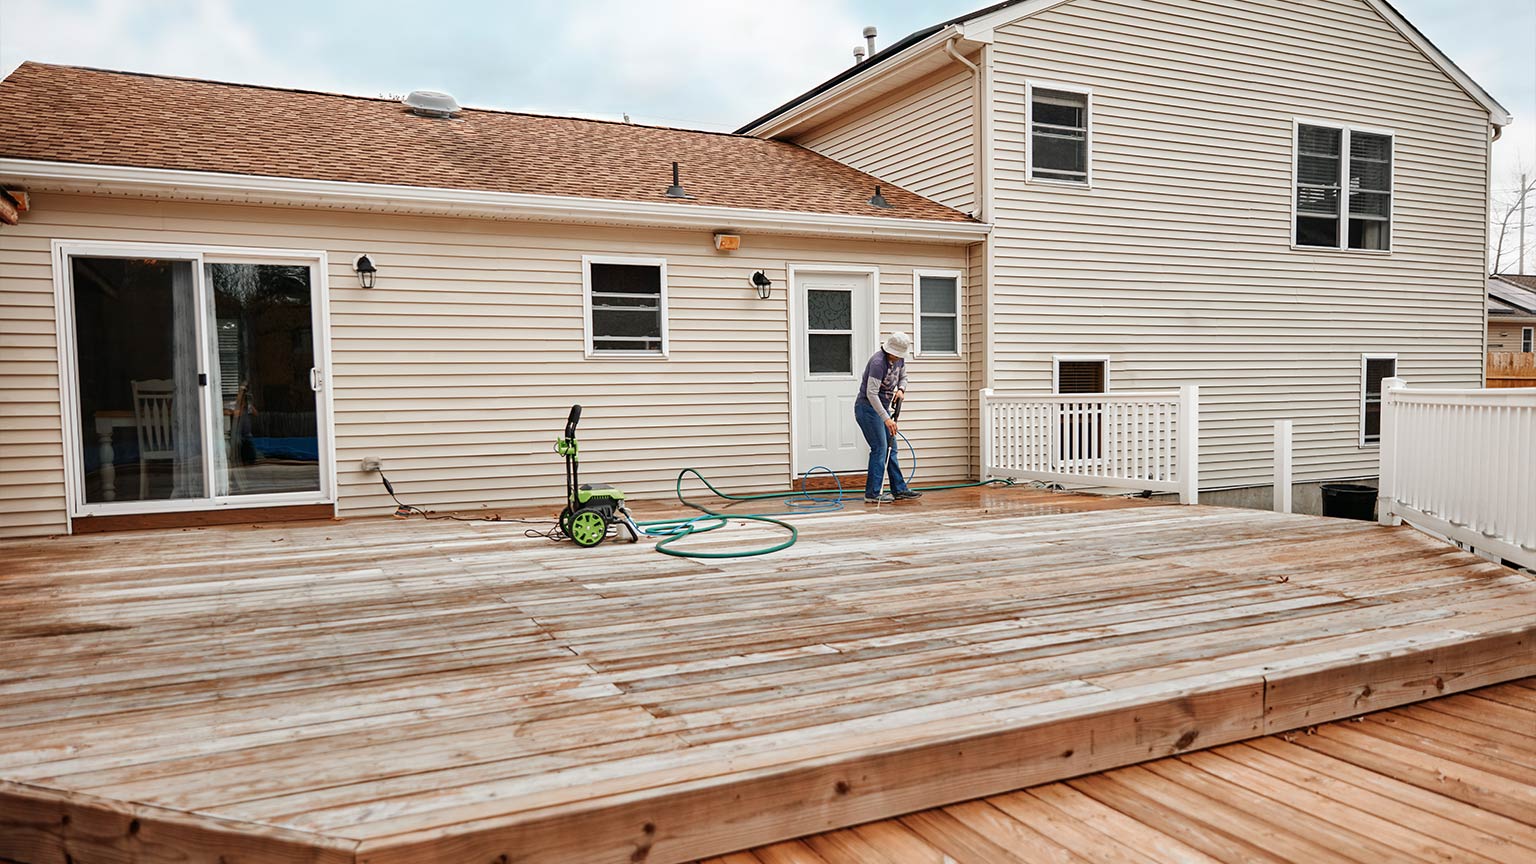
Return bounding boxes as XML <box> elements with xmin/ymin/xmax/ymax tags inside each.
<box><xmin>894</xmin><ymin>490</ymin><xmax>923</xmax><ymax>500</ymax></box>
<box><xmin>864</xmin><ymin>493</ymin><xmax>895</xmax><ymax>504</ymax></box>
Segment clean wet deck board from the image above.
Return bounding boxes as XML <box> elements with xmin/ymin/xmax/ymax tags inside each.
<box><xmin>706</xmin><ymin>678</ymin><xmax>1536</xmax><ymax>864</ymax></box>
<box><xmin>1</xmin><ymin>487</ymin><xmax>1533</xmax><ymax>863</ymax></box>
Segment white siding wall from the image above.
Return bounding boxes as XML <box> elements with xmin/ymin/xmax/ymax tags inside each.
<box><xmin>0</xmin><ymin>194</ymin><xmax>973</xmax><ymax>537</ymax></box>
<box><xmin>797</xmin><ymin>66</ymin><xmax>978</xmax><ymax>215</ymax></box>
<box><xmin>988</xmin><ymin>0</ymin><xmax>1491</xmax><ymax>488</ymax></box>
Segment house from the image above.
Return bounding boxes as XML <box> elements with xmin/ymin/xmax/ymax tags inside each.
<box><xmin>0</xmin><ymin>64</ymin><xmax>987</xmax><ymax>538</ymax></box>
<box><xmin>0</xmin><ymin>0</ymin><xmax>1511</xmax><ymax>536</ymax></box>
<box><xmin>741</xmin><ymin>0</ymin><xmax>1510</xmax><ymax>512</ymax></box>
<box><xmin>1489</xmin><ymin>274</ymin><xmax>1536</xmax><ymax>352</ymax></box>
<box><xmin>1488</xmin><ymin>274</ymin><xmax>1536</xmax><ymax>386</ymax></box>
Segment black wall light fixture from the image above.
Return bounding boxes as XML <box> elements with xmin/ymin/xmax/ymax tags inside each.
<box><xmin>354</xmin><ymin>254</ymin><xmax>378</xmax><ymax>289</ymax></box>
<box><xmin>749</xmin><ymin>270</ymin><xmax>773</xmax><ymax>300</ymax></box>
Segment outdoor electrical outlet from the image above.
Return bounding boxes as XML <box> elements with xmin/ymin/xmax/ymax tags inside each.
<box><xmin>361</xmin><ymin>457</ymin><xmax>383</xmax><ymax>472</ymax></box>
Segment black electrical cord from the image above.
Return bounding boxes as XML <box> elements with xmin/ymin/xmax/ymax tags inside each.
<box><xmin>376</xmin><ymin>469</ymin><xmax>556</xmax><ymax>527</ymax></box>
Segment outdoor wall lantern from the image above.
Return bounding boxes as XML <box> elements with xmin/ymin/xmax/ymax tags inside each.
<box><xmin>749</xmin><ymin>270</ymin><xmax>773</xmax><ymax>300</ymax></box>
<box><xmin>353</xmin><ymin>254</ymin><xmax>378</xmax><ymax>289</ymax></box>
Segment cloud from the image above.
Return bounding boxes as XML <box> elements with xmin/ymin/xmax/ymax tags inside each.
<box><xmin>0</xmin><ymin>0</ymin><xmax>334</xmax><ymax>90</ymax></box>
<box><xmin>531</xmin><ymin>0</ymin><xmax>864</xmax><ymax>129</ymax></box>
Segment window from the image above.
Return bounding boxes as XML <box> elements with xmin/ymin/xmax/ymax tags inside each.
<box><xmin>583</xmin><ymin>256</ymin><xmax>667</xmax><ymax>356</ymax></box>
<box><xmin>1029</xmin><ymin>84</ymin><xmax>1090</xmax><ymax>184</ymax></box>
<box><xmin>1054</xmin><ymin>356</ymin><xmax>1108</xmax><ymax>463</ymax></box>
<box><xmin>1295</xmin><ymin>122</ymin><xmax>1393</xmax><ymax>251</ymax></box>
<box><xmin>1523</xmin><ymin>327</ymin><xmax>1534</xmax><ymax>353</ymax></box>
<box><xmin>806</xmin><ymin>287</ymin><xmax>854</xmax><ymax>374</ymax></box>
<box><xmin>1054</xmin><ymin>357</ymin><xmax>1109</xmax><ymax>394</ymax></box>
<box><xmin>914</xmin><ymin>271</ymin><xmax>960</xmax><ymax>356</ymax></box>
<box><xmin>1361</xmin><ymin>354</ymin><xmax>1397</xmax><ymax>445</ymax></box>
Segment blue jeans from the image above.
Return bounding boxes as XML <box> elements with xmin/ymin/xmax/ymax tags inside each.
<box><xmin>854</xmin><ymin>400</ymin><xmax>910</xmax><ymax>499</ymax></box>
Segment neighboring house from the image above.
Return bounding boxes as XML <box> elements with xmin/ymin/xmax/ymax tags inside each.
<box><xmin>740</xmin><ymin>0</ymin><xmax>1510</xmax><ymax>510</ymax></box>
<box><xmin>1489</xmin><ymin>274</ymin><xmax>1536</xmax><ymax>352</ymax></box>
<box><xmin>0</xmin><ymin>64</ymin><xmax>986</xmax><ymax>538</ymax></box>
<box><xmin>1487</xmin><ymin>274</ymin><xmax>1536</xmax><ymax>387</ymax></box>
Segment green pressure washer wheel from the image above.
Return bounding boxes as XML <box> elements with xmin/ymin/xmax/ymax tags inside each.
<box><xmin>568</xmin><ymin>508</ymin><xmax>608</xmax><ymax>548</ymax></box>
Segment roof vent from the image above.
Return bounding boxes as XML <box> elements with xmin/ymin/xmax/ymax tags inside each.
<box><xmin>863</xmin><ymin>25</ymin><xmax>878</xmax><ymax>56</ymax></box>
<box><xmin>403</xmin><ymin>90</ymin><xmax>460</xmax><ymax>118</ymax></box>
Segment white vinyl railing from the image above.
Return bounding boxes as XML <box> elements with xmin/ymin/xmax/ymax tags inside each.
<box><xmin>1379</xmin><ymin>378</ymin><xmax>1536</xmax><ymax>570</ymax></box>
<box><xmin>980</xmin><ymin>385</ymin><xmax>1199</xmax><ymax>503</ymax></box>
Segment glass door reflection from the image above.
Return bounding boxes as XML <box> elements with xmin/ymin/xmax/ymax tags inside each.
<box><xmin>205</xmin><ymin>262</ymin><xmax>321</xmax><ymax>497</ymax></box>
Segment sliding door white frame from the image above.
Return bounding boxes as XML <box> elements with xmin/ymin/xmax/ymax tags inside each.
<box><xmin>51</xmin><ymin>240</ymin><xmax>337</xmax><ymax>529</ymax></box>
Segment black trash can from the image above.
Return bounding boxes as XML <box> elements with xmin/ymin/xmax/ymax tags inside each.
<box><xmin>1320</xmin><ymin>483</ymin><xmax>1377</xmax><ymax>521</ymax></box>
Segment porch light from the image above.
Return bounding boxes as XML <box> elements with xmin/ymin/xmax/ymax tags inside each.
<box><xmin>749</xmin><ymin>270</ymin><xmax>773</xmax><ymax>300</ymax></box>
<box><xmin>354</xmin><ymin>254</ymin><xmax>378</xmax><ymax>289</ymax></box>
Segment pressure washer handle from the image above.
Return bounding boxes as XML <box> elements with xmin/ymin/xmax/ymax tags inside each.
<box><xmin>565</xmin><ymin>404</ymin><xmax>582</xmax><ymax>439</ymax></box>
<box><xmin>890</xmin><ymin>395</ymin><xmax>903</xmax><ymax>421</ymax></box>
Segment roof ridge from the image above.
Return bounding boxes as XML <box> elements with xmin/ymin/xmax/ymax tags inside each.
<box><xmin>10</xmin><ymin>60</ymin><xmax>753</xmax><ymax>141</ymax></box>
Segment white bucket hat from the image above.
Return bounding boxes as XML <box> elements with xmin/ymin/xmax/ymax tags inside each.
<box><xmin>883</xmin><ymin>331</ymin><xmax>912</xmax><ymax>359</ymax></box>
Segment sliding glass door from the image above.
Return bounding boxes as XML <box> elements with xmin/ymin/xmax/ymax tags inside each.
<box><xmin>61</xmin><ymin>244</ymin><xmax>330</xmax><ymax>516</ymax></box>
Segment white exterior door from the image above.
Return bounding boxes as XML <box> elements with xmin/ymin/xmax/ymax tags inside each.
<box><xmin>791</xmin><ymin>268</ymin><xmax>877</xmax><ymax>475</ymax></box>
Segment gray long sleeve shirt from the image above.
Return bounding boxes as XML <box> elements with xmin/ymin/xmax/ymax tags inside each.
<box><xmin>856</xmin><ymin>351</ymin><xmax>908</xmax><ymax>421</ymax></box>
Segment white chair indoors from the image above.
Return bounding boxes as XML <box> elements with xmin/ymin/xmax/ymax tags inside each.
<box><xmin>130</xmin><ymin>379</ymin><xmax>176</xmax><ymax>499</ymax></box>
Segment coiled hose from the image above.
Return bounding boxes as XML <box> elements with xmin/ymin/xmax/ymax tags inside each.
<box><xmin>635</xmin><ymin>439</ymin><xmax>1014</xmax><ymax>559</ymax></box>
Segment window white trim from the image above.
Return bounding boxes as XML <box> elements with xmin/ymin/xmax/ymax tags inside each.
<box><xmin>581</xmin><ymin>254</ymin><xmax>669</xmax><ymax>359</ymax></box>
<box><xmin>50</xmin><ymin>239</ymin><xmax>337</xmax><ymax>529</ymax></box>
<box><xmin>1291</xmin><ymin>118</ymin><xmax>1395</xmax><ymax>255</ymax></box>
<box><xmin>1522</xmin><ymin>326</ymin><xmax>1534</xmax><ymax>353</ymax></box>
<box><xmin>1052</xmin><ymin>354</ymin><xmax>1110</xmax><ymax>394</ymax></box>
<box><xmin>1025</xmin><ymin>80</ymin><xmax>1093</xmax><ymax>188</ymax></box>
<box><xmin>911</xmin><ymin>268</ymin><xmax>963</xmax><ymax>358</ymax></box>
<box><xmin>1360</xmin><ymin>353</ymin><xmax>1398</xmax><ymax>447</ymax></box>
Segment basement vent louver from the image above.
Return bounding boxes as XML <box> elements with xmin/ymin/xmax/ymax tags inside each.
<box><xmin>403</xmin><ymin>90</ymin><xmax>461</xmax><ymax>118</ymax></box>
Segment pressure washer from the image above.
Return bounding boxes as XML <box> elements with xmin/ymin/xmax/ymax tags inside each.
<box><xmin>555</xmin><ymin>404</ymin><xmax>641</xmax><ymax>547</ymax></box>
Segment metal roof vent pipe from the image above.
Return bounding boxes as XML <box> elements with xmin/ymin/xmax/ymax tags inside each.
<box><xmin>868</xmin><ymin>185</ymin><xmax>892</xmax><ymax>209</ymax></box>
<box><xmin>853</xmin><ymin>45</ymin><xmax>866</xmax><ymax>64</ymax></box>
<box><xmin>863</xmin><ymin>26</ymin><xmax>878</xmax><ymax>56</ymax></box>
<box><xmin>403</xmin><ymin>90</ymin><xmax>460</xmax><ymax>118</ymax></box>
<box><xmin>665</xmin><ymin>162</ymin><xmax>695</xmax><ymax>199</ymax></box>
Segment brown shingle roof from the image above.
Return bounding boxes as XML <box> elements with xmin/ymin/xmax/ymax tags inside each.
<box><xmin>0</xmin><ymin>62</ymin><xmax>974</xmax><ymax>223</ymax></box>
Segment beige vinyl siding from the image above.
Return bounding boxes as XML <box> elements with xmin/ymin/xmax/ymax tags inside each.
<box><xmin>987</xmin><ymin>0</ymin><xmax>1490</xmax><ymax>488</ymax></box>
<box><xmin>796</xmin><ymin>65</ymin><xmax>977</xmax><ymax>215</ymax></box>
<box><xmin>1490</xmin><ymin>321</ymin><xmax>1535</xmax><ymax>352</ymax></box>
<box><xmin>0</xmin><ymin>193</ymin><xmax>973</xmax><ymax>536</ymax></box>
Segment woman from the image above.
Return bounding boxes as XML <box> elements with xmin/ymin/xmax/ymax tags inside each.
<box><xmin>853</xmin><ymin>332</ymin><xmax>921</xmax><ymax>504</ymax></box>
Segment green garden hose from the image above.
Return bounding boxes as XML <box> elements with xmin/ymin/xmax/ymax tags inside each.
<box><xmin>635</xmin><ymin>466</ymin><xmax>1014</xmax><ymax>559</ymax></box>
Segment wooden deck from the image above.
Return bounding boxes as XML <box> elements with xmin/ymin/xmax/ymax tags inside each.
<box><xmin>2</xmin><ymin>487</ymin><xmax>1533</xmax><ymax>864</ymax></box>
<box><xmin>708</xmin><ymin>677</ymin><xmax>1536</xmax><ymax>864</ymax></box>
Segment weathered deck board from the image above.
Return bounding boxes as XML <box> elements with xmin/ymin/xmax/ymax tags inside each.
<box><xmin>1</xmin><ymin>487</ymin><xmax>1532</xmax><ymax>863</ymax></box>
<box><xmin>724</xmin><ymin>678</ymin><xmax>1536</xmax><ymax>864</ymax></box>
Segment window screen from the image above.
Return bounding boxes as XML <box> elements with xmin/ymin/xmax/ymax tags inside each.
<box><xmin>1297</xmin><ymin>124</ymin><xmax>1392</xmax><ymax>250</ymax></box>
<box><xmin>918</xmin><ymin>275</ymin><xmax>959</xmax><ymax>355</ymax></box>
<box><xmin>1057</xmin><ymin>360</ymin><xmax>1107</xmax><ymax>394</ymax></box>
<box><xmin>1031</xmin><ymin>89</ymin><xmax>1089</xmax><ymax>183</ymax></box>
<box><xmin>807</xmin><ymin>288</ymin><xmax>854</xmax><ymax>374</ymax></box>
<box><xmin>1348</xmin><ymin>132</ymin><xmax>1392</xmax><ymax>251</ymax></box>
<box><xmin>1296</xmin><ymin>125</ymin><xmax>1342</xmax><ymax>248</ymax></box>
<box><xmin>1362</xmin><ymin>356</ymin><xmax>1396</xmax><ymax>444</ymax></box>
<box><xmin>589</xmin><ymin>262</ymin><xmax>663</xmax><ymax>354</ymax></box>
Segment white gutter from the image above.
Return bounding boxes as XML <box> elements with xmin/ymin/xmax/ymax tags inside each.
<box><xmin>0</xmin><ymin>158</ymin><xmax>991</xmax><ymax>244</ymax></box>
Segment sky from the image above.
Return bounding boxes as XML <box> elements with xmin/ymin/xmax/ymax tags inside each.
<box><xmin>1</xmin><ymin>0</ymin><xmax>1533</xmax><ymax>186</ymax></box>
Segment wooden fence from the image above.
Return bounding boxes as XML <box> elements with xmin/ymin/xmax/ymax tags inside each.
<box><xmin>1487</xmin><ymin>351</ymin><xmax>1536</xmax><ymax>388</ymax></box>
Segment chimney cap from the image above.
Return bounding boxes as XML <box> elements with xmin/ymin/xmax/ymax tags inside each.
<box><xmin>862</xmin><ymin>25</ymin><xmax>878</xmax><ymax>37</ymax></box>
